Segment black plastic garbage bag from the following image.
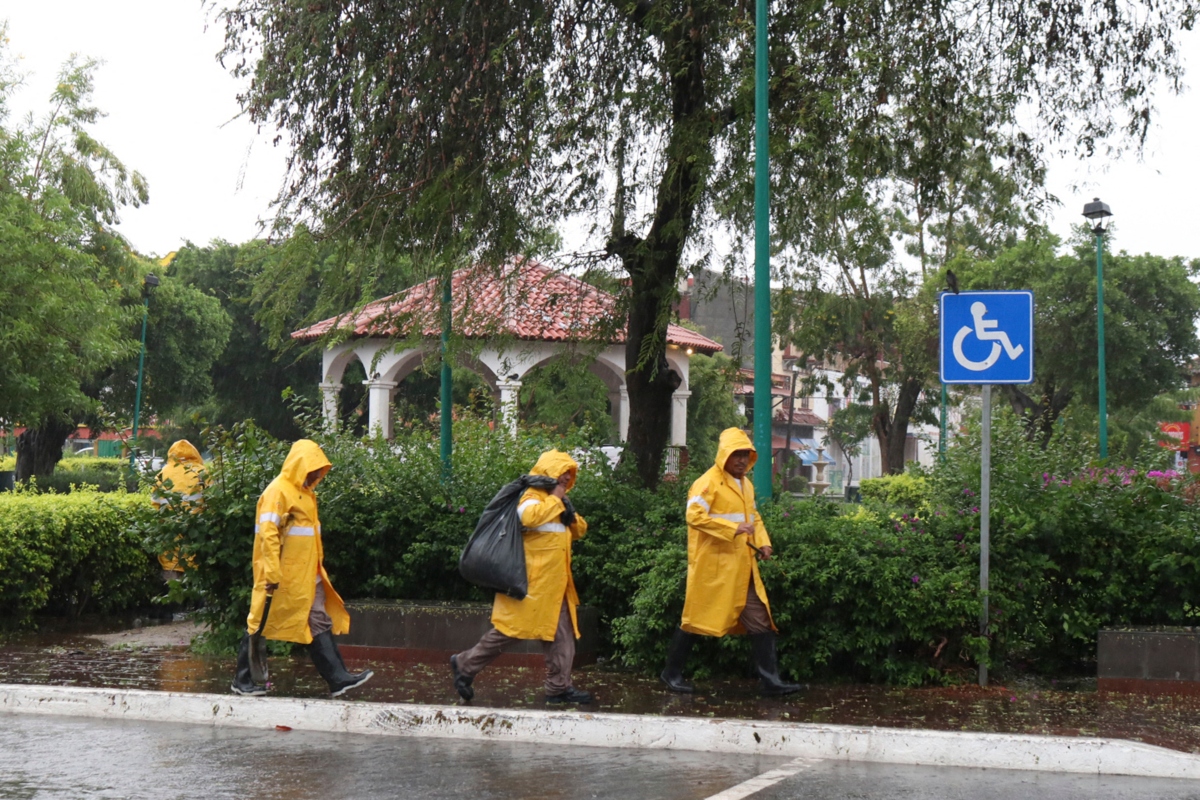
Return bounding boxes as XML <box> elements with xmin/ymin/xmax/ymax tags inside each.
<box><xmin>459</xmin><ymin>474</ymin><xmax>559</xmax><ymax>599</ymax></box>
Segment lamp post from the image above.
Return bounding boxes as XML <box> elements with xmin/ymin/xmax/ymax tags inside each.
<box><xmin>129</xmin><ymin>273</ymin><xmax>159</xmax><ymax>474</ymax></box>
<box><xmin>751</xmin><ymin>0</ymin><xmax>773</xmax><ymax>492</ymax></box>
<box><xmin>1082</xmin><ymin>198</ymin><xmax>1112</xmax><ymax>459</ymax></box>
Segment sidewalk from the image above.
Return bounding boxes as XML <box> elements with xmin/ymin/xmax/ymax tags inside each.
<box><xmin>2</xmin><ymin>619</ymin><xmax>1200</xmax><ymax>766</ymax></box>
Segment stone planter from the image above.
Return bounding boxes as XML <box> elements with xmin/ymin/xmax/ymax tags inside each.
<box><xmin>1097</xmin><ymin>627</ymin><xmax>1200</xmax><ymax>696</ymax></box>
<box><xmin>335</xmin><ymin>600</ymin><xmax>600</xmax><ymax>668</ymax></box>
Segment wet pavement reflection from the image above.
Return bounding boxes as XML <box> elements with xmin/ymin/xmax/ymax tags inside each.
<box><xmin>3</xmin><ymin>620</ymin><xmax>1200</xmax><ymax>755</ymax></box>
<box><xmin>5</xmin><ymin>714</ymin><xmax>1200</xmax><ymax>800</ymax></box>
<box><xmin>0</xmin><ymin>713</ymin><xmax>790</xmax><ymax>800</ymax></box>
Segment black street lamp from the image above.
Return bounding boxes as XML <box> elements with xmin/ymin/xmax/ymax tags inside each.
<box><xmin>129</xmin><ymin>273</ymin><xmax>159</xmax><ymax>473</ymax></box>
<box><xmin>1082</xmin><ymin>198</ymin><xmax>1112</xmax><ymax>459</ymax></box>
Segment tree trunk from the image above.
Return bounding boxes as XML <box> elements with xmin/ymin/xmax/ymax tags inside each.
<box><xmin>873</xmin><ymin>377</ymin><xmax>924</xmax><ymax>474</ymax></box>
<box><xmin>15</xmin><ymin>417</ymin><xmax>76</xmax><ymax>482</ymax></box>
<box><xmin>624</xmin><ymin>316</ymin><xmax>680</xmax><ymax>488</ymax></box>
<box><xmin>612</xmin><ymin>6</ymin><xmax>712</xmax><ymax>489</ymax></box>
<box><xmin>999</xmin><ymin>380</ymin><xmax>1073</xmax><ymax>449</ymax></box>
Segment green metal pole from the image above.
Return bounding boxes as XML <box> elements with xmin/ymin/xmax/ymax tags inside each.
<box><xmin>1095</xmin><ymin>229</ymin><xmax>1108</xmax><ymax>459</ymax></box>
<box><xmin>939</xmin><ymin>382</ymin><xmax>947</xmax><ymax>461</ymax></box>
<box><xmin>752</xmin><ymin>0</ymin><xmax>773</xmax><ymax>493</ymax></box>
<box><xmin>440</xmin><ymin>272</ymin><xmax>453</xmax><ymax>483</ymax></box>
<box><xmin>129</xmin><ymin>294</ymin><xmax>150</xmax><ymax>475</ymax></box>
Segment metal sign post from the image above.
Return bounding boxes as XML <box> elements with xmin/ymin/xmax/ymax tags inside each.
<box><xmin>979</xmin><ymin>385</ymin><xmax>991</xmax><ymax>687</ymax></box>
<box><xmin>940</xmin><ymin>291</ymin><xmax>1033</xmax><ymax>688</ymax></box>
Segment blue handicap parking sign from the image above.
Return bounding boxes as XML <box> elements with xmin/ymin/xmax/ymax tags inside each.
<box><xmin>940</xmin><ymin>291</ymin><xmax>1034</xmax><ymax>384</ymax></box>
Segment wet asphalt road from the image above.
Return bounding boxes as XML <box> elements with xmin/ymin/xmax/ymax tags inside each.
<box><xmin>2</xmin><ymin>714</ymin><xmax>1199</xmax><ymax>800</ymax></box>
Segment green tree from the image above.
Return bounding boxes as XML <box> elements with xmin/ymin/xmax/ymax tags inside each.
<box><xmin>951</xmin><ymin>230</ymin><xmax>1200</xmax><ymax>444</ymax></box>
<box><xmin>218</xmin><ymin>0</ymin><xmax>1195</xmax><ymax>487</ymax></box>
<box><xmin>776</xmin><ymin>277</ymin><xmax>939</xmax><ymax>474</ymax></box>
<box><xmin>0</xmin><ymin>45</ymin><xmax>149</xmax><ymax>480</ymax></box>
<box><xmin>825</xmin><ymin>403</ymin><xmax>874</xmax><ymax>487</ymax></box>
<box><xmin>169</xmin><ymin>240</ymin><xmax>319</xmax><ymax>440</ymax></box>
<box><xmin>94</xmin><ymin>267</ymin><xmax>232</xmax><ymax>429</ymax></box>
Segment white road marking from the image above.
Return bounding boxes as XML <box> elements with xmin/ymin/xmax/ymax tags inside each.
<box><xmin>703</xmin><ymin>757</ymin><xmax>820</xmax><ymax>800</ymax></box>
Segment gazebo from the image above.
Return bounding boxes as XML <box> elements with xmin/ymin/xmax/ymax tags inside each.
<box><xmin>292</xmin><ymin>260</ymin><xmax>722</xmax><ymax>450</ymax></box>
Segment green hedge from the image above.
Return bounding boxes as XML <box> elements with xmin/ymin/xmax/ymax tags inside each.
<box><xmin>0</xmin><ymin>488</ymin><xmax>159</xmax><ymax>627</ymax></box>
<box><xmin>146</xmin><ymin>409</ymin><xmax>1200</xmax><ymax>682</ymax></box>
<box><xmin>0</xmin><ymin>455</ymin><xmax>132</xmax><ymax>493</ymax></box>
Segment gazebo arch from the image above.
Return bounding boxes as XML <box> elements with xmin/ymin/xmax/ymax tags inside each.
<box><xmin>293</xmin><ymin>259</ymin><xmax>721</xmax><ymax>446</ymax></box>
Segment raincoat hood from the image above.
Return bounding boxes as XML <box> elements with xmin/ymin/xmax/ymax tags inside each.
<box><xmin>530</xmin><ymin>449</ymin><xmax>579</xmax><ymax>491</ymax></box>
<box><xmin>280</xmin><ymin>439</ymin><xmax>332</xmax><ymax>489</ymax></box>
<box><xmin>167</xmin><ymin>440</ymin><xmax>203</xmax><ymax>467</ymax></box>
<box><xmin>715</xmin><ymin>428</ymin><xmax>757</xmax><ymax>473</ymax></box>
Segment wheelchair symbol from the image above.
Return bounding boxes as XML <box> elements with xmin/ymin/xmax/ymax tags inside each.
<box><xmin>952</xmin><ymin>302</ymin><xmax>1025</xmax><ymax>372</ymax></box>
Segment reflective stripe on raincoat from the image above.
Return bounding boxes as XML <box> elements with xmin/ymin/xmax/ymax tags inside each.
<box><xmin>152</xmin><ymin>440</ymin><xmax>204</xmax><ymax>571</ymax></box>
<box><xmin>491</xmin><ymin>450</ymin><xmax>588</xmax><ymax>641</ymax></box>
<box><xmin>244</xmin><ymin>439</ymin><xmax>349</xmax><ymax>644</ymax></box>
<box><xmin>680</xmin><ymin>427</ymin><xmax>775</xmax><ymax>637</ymax></box>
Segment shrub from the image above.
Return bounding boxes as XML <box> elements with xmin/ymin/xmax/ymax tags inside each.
<box><xmin>5</xmin><ymin>455</ymin><xmax>133</xmax><ymax>493</ymax></box>
<box><xmin>0</xmin><ymin>487</ymin><xmax>159</xmax><ymax>627</ymax></box>
<box><xmin>860</xmin><ymin>473</ymin><xmax>930</xmax><ymax>512</ymax></box>
<box><xmin>613</xmin><ymin>497</ymin><xmax>985</xmax><ymax>685</ymax></box>
<box><xmin>921</xmin><ymin>408</ymin><xmax>1200</xmax><ymax>673</ymax></box>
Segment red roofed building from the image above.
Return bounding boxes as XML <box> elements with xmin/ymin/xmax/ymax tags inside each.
<box><xmin>293</xmin><ymin>259</ymin><xmax>722</xmax><ymax>447</ymax></box>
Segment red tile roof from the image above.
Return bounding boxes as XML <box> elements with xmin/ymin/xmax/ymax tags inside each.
<box><xmin>291</xmin><ymin>259</ymin><xmax>723</xmax><ymax>354</ymax></box>
<box><xmin>775</xmin><ymin>408</ymin><xmax>827</xmax><ymax>426</ymax></box>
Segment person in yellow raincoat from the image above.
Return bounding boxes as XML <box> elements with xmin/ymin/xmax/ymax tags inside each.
<box><xmin>660</xmin><ymin>427</ymin><xmax>804</xmax><ymax>696</ymax></box>
<box><xmin>451</xmin><ymin>450</ymin><xmax>594</xmax><ymax>705</ymax></box>
<box><xmin>151</xmin><ymin>440</ymin><xmax>205</xmax><ymax>583</ymax></box>
<box><xmin>230</xmin><ymin>439</ymin><xmax>373</xmax><ymax>698</ymax></box>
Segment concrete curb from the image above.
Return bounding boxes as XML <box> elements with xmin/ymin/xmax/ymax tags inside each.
<box><xmin>2</xmin><ymin>683</ymin><xmax>1199</xmax><ymax>780</ymax></box>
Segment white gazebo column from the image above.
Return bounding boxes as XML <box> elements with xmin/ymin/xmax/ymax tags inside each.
<box><xmin>670</xmin><ymin>389</ymin><xmax>692</xmax><ymax>447</ymax></box>
<box><xmin>319</xmin><ymin>382</ymin><xmax>341</xmax><ymax>428</ymax></box>
<box><xmin>497</xmin><ymin>380</ymin><xmax>522</xmax><ymax>436</ymax></box>
<box><xmin>609</xmin><ymin>387</ymin><xmax>630</xmax><ymax>442</ymax></box>
<box><xmin>364</xmin><ymin>378</ymin><xmax>397</xmax><ymax>438</ymax></box>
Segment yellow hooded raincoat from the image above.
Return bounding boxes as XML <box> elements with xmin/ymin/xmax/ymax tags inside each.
<box><xmin>491</xmin><ymin>450</ymin><xmax>588</xmax><ymax>641</ymax></box>
<box><xmin>244</xmin><ymin>440</ymin><xmax>350</xmax><ymax>644</ymax></box>
<box><xmin>152</xmin><ymin>440</ymin><xmax>205</xmax><ymax>571</ymax></box>
<box><xmin>681</xmin><ymin>428</ymin><xmax>776</xmax><ymax>637</ymax></box>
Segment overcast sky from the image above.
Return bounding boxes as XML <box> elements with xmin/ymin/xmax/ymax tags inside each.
<box><xmin>5</xmin><ymin>3</ymin><xmax>1199</xmax><ymax>262</ymax></box>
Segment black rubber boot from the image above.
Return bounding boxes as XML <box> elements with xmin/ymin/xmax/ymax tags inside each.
<box><xmin>450</xmin><ymin>654</ymin><xmax>474</xmax><ymax>701</ymax></box>
<box><xmin>660</xmin><ymin>627</ymin><xmax>696</xmax><ymax>693</ymax></box>
<box><xmin>309</xmin><ymin>631</ymin><xmax>374</xmax><ymax>697</ymax></box>
<box><xmin>230</xmin><ymin>634</ymin><xmax>267</xmax><ymax>696</ymax></box>
<box><xmin>750</xmin><ymin>633</ymin><xmax>805</xmax><ymax>696</ymax></box>
<box><xmin>546</xmin><ymin>687</ymin><xmax>594</xmax><ymax>704</ymax></box>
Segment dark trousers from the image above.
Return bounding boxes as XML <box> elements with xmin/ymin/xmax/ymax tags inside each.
<box><xmin>454</xmin><ymin>600</ymin><xmax>576</xmax><ymax>693</ymax></box>
<box><xmin>738</xmin><ymin>580</ymin><xmax>773</xmax><ymax>634</ymax></box>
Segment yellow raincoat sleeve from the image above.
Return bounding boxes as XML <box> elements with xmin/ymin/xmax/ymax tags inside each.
<box><xmin>256</xmin><ymin>487</ymin><xmax>289</xmax><ymax>586</ymax></box>
<box><xmin>518</xmin><ymin>493</ymin><xmax>566</xmax><ymax>529</ymax></box>
<box><xmin>685</xmin><ymin>477</ymin><xmax>740</xmax><ymax>542</ymax></box>
<box><xmin>569</xmin><ymin>512</ymin><xmax>587</xmax><ymax>541</ymax></box>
